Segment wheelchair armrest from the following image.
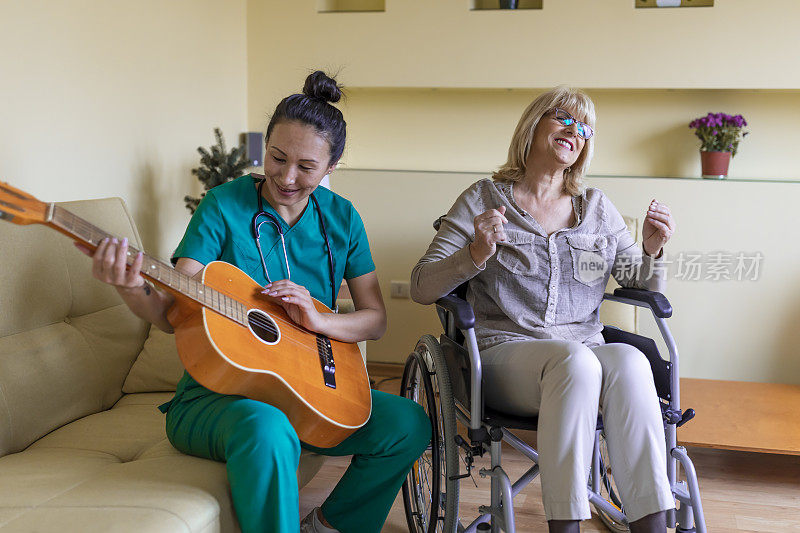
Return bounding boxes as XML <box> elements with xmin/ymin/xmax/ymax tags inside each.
<box><xmin>610</xmin><ymin>288</ymin><xmax>673</xmax><ymax>319</ymax></box>
<box><xmin>436</xmin><ymin>293</ymin><xmax>476</xmax><ymax>330</ymax></box>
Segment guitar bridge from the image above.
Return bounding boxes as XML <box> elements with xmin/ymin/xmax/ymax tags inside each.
<box><xmin>316</xmin><ymin>334</ymin><xmax>336</xmax><ymax>389</ymax></box>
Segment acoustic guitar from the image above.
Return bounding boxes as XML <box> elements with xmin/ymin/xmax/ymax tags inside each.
<box><xmin>0</xmin><ymin>182</ymin><xmax>372</xmax><ymax>448</ymax></box>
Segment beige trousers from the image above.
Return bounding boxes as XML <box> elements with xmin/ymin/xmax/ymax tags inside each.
<box><xmin>481</xmin><ymin>339</ymin><xmax>674</xmax><ymax>522</ymax></box>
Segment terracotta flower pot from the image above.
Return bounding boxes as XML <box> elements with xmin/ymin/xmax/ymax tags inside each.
<box><xmin>700</xmin><ymin>150</ymin><xmax>731</xmax><ymax>179</ymax></box>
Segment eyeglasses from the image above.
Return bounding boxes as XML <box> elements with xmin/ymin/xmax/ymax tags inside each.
<box><xmin>552</xmin><ymin>108</ymin><xmax>594</xmax><ymax>139</ymax></box>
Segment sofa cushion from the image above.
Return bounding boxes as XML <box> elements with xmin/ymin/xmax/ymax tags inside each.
<box><xmin>0</xmin><ymin>448</ymin><xmax>233</xmax><ymax>533</ymax></box>
<box><xmin>0</xmin><ymin>392</ymin><xmax>325</xmax><ymax>532</ymax></box>
<box><xmin>29</xmin><ymin>393</ymin><xmax>172</xmax><ymax>462</ymax></box>
<box><xmin>123</xmin><ymin>328</ymin><xmax>185</xmax><ymax>394</ymax></box>
<box><xmin>0</xmin><ymin>305</ymin><xmax>147</xmax><ymax>457</ymax></box>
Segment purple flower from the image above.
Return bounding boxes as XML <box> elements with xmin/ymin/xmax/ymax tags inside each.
<box><xmin>690</xmin><ymin>112</ymin><xmax>747</xmax><ymax>131</ymax></box>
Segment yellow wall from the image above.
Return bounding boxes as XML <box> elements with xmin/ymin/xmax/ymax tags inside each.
<box><xmin>0</xmin><ymin>0</ymin><xmax>247</xmax><ymax>258</ymax></box>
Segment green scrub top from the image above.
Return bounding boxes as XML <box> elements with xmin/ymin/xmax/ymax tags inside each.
<box><xmin>165</xmin><ymin>174</ymin><xmax>375</xmax><ymax>403</ymax></box>
<box><xmin>172</xmin><ymin>174</ymin><xmax>375</xmax><ymax>308</ymax></box>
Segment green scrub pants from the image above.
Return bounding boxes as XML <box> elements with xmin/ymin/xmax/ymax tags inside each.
<box><xmin>161</xmin><ymin>375</ymin><xmax>431</xmax><ymax>533</ymax></box>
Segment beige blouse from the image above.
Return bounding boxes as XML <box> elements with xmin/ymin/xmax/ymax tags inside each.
<box><xmin>410</xmin><ymin>179</ymin><xmax>666</xmax><ymax>350</ymax></box>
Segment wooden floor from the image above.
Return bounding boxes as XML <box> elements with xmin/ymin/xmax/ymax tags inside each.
<box><xmin>299</xmin><ymin>368</ymin><xmax>800</xmax><ymax>532</ymax></box>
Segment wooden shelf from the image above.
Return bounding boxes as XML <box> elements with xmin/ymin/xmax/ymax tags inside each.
<box><xmin>589</xmin><ymin>175</ymin><xmax>800</xmax><ymax>185</ymax></box>
<box><xmin>636</xmin><ymin>0</ymin><xmax>713</xmax><ymax>7</ymax></box>
<box><xmin>678</xmin><ymin>378</ymin><xmax>800</xmax><ymax>455</ymax></box>
<box><xmin>338</xmin><ymin>167</ymin><xmax>800</xmax><ymax>184</ymax></box>
<box><xmin>471</xmin><ymin>0</ymin><xmax>542</xmax><ymax>10</ymax></box>
<box><xmin>317</xmin><ymin>0</ymin><xmax>384</xmax><ymax>13</ymax></box>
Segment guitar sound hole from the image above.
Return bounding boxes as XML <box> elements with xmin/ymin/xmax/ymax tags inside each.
<box><xmin>247</xmin><ymin>309</ymin><xmax>280</xmax><ymax>345</ymax></box>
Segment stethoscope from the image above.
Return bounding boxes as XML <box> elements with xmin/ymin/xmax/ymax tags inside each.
<box><xmin>252</xmin><ymin>178</ymin><xmax>337</xmax><ymax>310</ymax></box>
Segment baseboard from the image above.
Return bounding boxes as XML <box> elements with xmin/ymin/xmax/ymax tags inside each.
<box><xmin>366</xmin><ymin>361</ymin><xmax>404</xmax><ymax>378</ymax></box>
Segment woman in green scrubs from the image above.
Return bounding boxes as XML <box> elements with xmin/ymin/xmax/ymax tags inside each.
<box><xmin>79</xmin><ymin>71</ymin><xmax>431</xmax><ymax>533</ymax></box>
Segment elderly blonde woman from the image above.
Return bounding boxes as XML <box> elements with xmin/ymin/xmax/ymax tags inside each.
<box><xmin>410</xmin><ymin>87</ymin><xmax>676</xmax><ymax>533</ymax></box>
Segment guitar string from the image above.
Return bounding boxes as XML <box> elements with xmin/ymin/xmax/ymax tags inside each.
<box><xmin>57</xmin><ymin>208</ymin><xmax>337</xmax><ymax>356</ymax></box>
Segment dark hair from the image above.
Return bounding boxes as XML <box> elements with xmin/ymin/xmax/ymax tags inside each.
<box><xmin>265</xmin><ymin>70</ymin><xmax>346</xmax><ymax>165</ymax></box>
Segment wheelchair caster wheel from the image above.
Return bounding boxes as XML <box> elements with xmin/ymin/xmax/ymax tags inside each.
<box><xmin>476</xmin><ymin>522</ymin><xmax>490</xmax><ymax>531</ymax></box>
<box><xmin>676</xmin><ymin>529</ymin><xmax>696</xmax><ymax>533</ymax></box>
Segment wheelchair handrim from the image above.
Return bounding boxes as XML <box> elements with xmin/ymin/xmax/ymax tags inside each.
<box><xmin>400</xmin><ymin>352</ymin><xmax>445</xmax><ymax>533</ymax></box>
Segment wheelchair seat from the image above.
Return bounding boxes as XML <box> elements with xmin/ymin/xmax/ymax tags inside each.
<box><xmin>482</xmin><ymin>406</ymin><xmax>539</xmax><ymax>432</ymax></box>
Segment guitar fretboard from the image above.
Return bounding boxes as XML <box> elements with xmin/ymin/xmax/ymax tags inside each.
<box><xmin>51</xmin><ymin>205</ymin><xmax>247</xmax><ymax>325</ymax></box>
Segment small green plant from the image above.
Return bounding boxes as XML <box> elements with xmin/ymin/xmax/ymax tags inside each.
<box><xmin>185</xmin><ymin>128</ymin><xmax>250</xmax><ymax>213</ymax></box>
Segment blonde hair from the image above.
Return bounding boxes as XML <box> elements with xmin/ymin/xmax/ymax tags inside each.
<box><xmin>492</xmin><ymin>86</ymin><xmax>596</xmax><ymax>196</ymax></box>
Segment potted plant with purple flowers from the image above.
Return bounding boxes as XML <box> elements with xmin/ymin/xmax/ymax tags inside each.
<box><xmin>689</xmin><ymin>112</ymin><xmax>748</xmax><ymax>179</ymax></box>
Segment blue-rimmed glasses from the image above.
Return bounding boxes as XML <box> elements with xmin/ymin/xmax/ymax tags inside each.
<box><xmin>552</xmin><ymin>108</ymin><xmax>594</xmax><ymax>139</ymax></box>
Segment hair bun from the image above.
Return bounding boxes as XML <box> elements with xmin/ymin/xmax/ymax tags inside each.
<box><xmin>302</xmin><ymin>71</ymin><xmax>342</xmax><ymax>104</ymax></box>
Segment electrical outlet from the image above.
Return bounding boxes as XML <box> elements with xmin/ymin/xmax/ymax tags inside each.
<box><xmin>390</xmin><ymin>280</ymin><xmax>411</xmax><ymax>299</ymax></box>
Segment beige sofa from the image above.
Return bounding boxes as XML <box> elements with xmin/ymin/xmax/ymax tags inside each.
<box><xmin>0</xmin><ymin>198</ymin><xmax>330</xmax><ymax>532</ymax></box>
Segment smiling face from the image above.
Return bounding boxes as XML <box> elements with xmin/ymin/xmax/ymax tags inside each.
<box><xmin>528</xmin><ymin>108</ymin><xmax>587</xmax><ymax>170</ymax></box>
<box><xmin>261</xmin><ymin>120</ymin><xmax>336</xmax><ymax>221</ymax></box>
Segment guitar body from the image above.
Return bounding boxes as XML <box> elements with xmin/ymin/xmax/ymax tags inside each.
<box><xmin>167</xmin><ymin>261</ymin><xmax>372</xmax><ymax>449</ymax></box>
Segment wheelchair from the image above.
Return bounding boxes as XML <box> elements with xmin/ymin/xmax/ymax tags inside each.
<box><xmin>400</xmin><ymin>282</ymin><xmax>707</xmax><ymax>533</ymax></box>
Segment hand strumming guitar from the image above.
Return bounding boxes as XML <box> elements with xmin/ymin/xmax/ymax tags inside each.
<box><xmin>261</xmin><ymin>279</ymin><xmax>327</xmax><ymax>333</ymax></box>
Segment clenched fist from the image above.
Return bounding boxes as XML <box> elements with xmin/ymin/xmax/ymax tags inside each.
<box><xmin>469</xmin><ymin>206</ymin><xmax>509</xmax><ymax>267</ymax></box>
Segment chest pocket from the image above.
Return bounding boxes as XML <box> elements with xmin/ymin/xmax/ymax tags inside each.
<box><xmin>495</xmin><ymin>230</ymin><xmax>539</xmax><ymax>276</ymax></box>
<box><xmin>231</xmin><ymin>238</ymin><xmax>271</xmax><ymax>284</ymax></box>
<box><xmin>566</xmin><ymin>233</ymin><xmax>610</xmax><ymax>286</ymax></box>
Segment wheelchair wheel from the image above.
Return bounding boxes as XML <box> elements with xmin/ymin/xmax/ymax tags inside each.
<box><xmin>401</xmin><ymin>335</ymin><xmax>460</xmax><ymax>533</ymax></box>
<box><xmin>593</xmin><ymin>430</ymin><xmax>629</xmax><ymax>532</ymax></box>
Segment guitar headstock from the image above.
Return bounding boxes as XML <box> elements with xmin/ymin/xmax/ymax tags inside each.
<box><xmin>0</xmin><ymin>182</ymin><xmax>51</xmax><ymax>225</ymax></box>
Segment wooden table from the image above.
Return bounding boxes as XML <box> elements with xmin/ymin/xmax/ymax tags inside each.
<box><xmin>678</xmin><ymin>378</ymin><xmax>800</xmax><ymax>455</ymax></box>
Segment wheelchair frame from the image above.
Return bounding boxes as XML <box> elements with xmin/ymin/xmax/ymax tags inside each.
<box><xmin>401</xmin><ymin>288</ymin><xmax>707</xmax><ymax>533</ymax></box>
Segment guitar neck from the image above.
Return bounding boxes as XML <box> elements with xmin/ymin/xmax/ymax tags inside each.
<box><xmin>49</xmin><ymin>204</ymin><xmax>246</xmax><ymax>325</ymax></box>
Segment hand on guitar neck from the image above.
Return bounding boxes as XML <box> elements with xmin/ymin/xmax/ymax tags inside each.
<box><xmin>74</xmin><ymin>237</ymin><xmax>202</xmax><ymax>334</ymax></box>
